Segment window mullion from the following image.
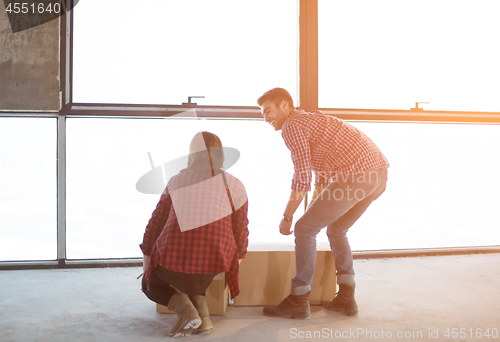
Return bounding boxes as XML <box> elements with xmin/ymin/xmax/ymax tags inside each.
<box><xmin>299</xmin><ymin>0</ymin><xmax>318</xmax><ymax>112</ymax></box>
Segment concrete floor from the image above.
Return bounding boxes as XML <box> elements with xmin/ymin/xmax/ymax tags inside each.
<box><xmin>1</xmin><ymin>253</ymin><xmax>500</xmax><ymax>342</ymax></box>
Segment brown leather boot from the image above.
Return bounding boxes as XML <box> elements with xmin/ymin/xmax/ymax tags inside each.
<box><xmin>167</xmin><ymin>292</ymin><xmax>202</xmax><ymax>337</ymax></box>
<box><xmin>263</xmin><ymin>292</ymin><xmax>311</xmax><ymax>319</ymax></box>
<box><xmin>189</xmin><ymin>295</ymin><xmax>213</xmax><ymax>335</ymax></box>
<box><xmin>324</xmin><ymin>284</ymin><xmax>358</xmax><ymax>316</ymax></box>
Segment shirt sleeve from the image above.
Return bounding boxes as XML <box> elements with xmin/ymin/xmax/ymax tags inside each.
<box><xmin>140</xmin><ymin>188</ymin><xmax>172</xmax><ymax>256</ymax></box>
<box><xmin>284</xmin><ymin>124</ymin><xmax>313</xmax><ymax>192</ymax></box>
<box><xmin>231</xmin><ymin>199</ymin><xmax>249</xmax><ymax>260</ymax></box>
<box><xmin>314</xmin><ymin>170</ymin><xmax>331</xmax><ymax>187</ymax></box>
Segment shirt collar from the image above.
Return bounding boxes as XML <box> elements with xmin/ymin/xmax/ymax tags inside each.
<box><xmin>286</xmin><ymin>109</ymin><xmax>304</xmax><ymax>122</ymax></box>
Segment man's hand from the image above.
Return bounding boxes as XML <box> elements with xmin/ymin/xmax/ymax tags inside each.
<box><xmin>279</xmin><ymin>190</ymin><xmax>306</xmax><ymax>235</ymax></box>
<box><xmin>279</xmin><ymin>218</ymin><xmax>294</xmax><ymax>235</ymax></box>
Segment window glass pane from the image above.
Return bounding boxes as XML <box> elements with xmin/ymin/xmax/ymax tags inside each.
<box><xmin>339</xmin><ymin>121</ymin><xmax>500</xmax><ymax>251</ymax></box>
<box><xmin>319</xmin><ymin>0</ymin><xmax>500</xmax><ymax>112</ymax></box>
<box><xmin>73</xmin><ymin>0</ymin><xmax>298</xmax><ymax>106</ymax></box>
<box><xmin>66</xmin><ymin>117</ymin><xmax>298</xmax><ymax>259</ymax></box>
<box><xmin>67</xmin><ymin>118</ymin><xmax>500</xmax><ymax>258</ymax></box>
<box><xmin>0</xmin><ymin>118</ymin><xmax>57</xmax><ymax>261</ymax></box>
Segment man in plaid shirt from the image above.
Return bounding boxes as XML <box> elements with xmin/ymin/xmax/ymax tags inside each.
<box><xmin>258</xmin><ymin>88</ymin><xmax>389</xmax><ymax>319</ymax></box>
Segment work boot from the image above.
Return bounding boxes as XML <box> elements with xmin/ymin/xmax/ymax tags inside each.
<box><xmin>167</xmin><ymin>292</ymin><xmax>202</xmax><ymax>338</ymax></box>
<box><xmin>324</xmin><ymin>284</ymin><xmax>358</xmax><ymax>316</ymax></box>
<box><xmin>189</xmin><ymin>295</ymin><xmax>213</xmax><ymax>335</ymax></box>
<box><xmin>263</xmin><ymin>292</ymin><xmax>311</xmax><ymax>319</ymax></box>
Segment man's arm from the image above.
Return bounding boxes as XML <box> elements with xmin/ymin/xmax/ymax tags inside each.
<box><xmin>280</xmin><ymin>190</ymin><xmax>307</xmax><ymax>235</ymax></box>
<box><xmin>280</xmin><ymin>184</ymin><xmax>327</xmax><ymax>235</ymax></box>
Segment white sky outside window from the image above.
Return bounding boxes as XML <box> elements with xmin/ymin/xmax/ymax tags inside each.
<box><xmin>319</xmin><ymin>0</ymin><xmax>500</xmax><ymax>112</ymax></box>
<box><xmin>346</xmin><ymin>121</ymin><xmax>500</xmax><ymax>251</ymax></box>
<box><xmin>4</xmin><ymin>0</ymin><xmax>495</xmax><ymax>262</ymax></box>
<box><xmin>66</xmin><ymin>117</ymin><xmax>298</xmax><ymax>259</ymax></box>
<box><xmin>65</xmin><ymin>116</ymin><xmax>500</xmax><ymax>259</ymax></box>
<box><xmin>73</xmin><ymin>0</ymin><xmax>299</xmax><ymax>106</ymax></box>
<box><xmin>0</xmin><ymin>118</ymin><xmax>57</xmax><ymax>261</ymax></box>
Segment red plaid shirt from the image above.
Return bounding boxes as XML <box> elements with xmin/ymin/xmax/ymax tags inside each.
<box><xmin>282</xmin><ymin>110</ymin><xmax>390</xmax><ymax>192</ymax></box>
<box><xmin>140</xmin><ymin>168</ymin><xmax>249</xmax><ymax>298</ymax></box>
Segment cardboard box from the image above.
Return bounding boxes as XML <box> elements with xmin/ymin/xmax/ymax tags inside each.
<box><xmin>234</xmin><ymin>246</ymin><xmax>336</xmax><ymax>306</ymax></box>
<box><xmin>156</xmin><ymin>245</ymin><xmax>336</xmax><ymax>313</ymax></box>
<box><xmin>156</xmin><ymin>272</ymin><xmax>228</xmax><ymax>315</ymax></box>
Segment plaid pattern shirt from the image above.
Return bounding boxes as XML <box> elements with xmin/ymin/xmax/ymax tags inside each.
<box><xmin>282</xmin><ymin>110</ymin><xmax>390</xmax><ymax>192</ymax></box>
<box><xmin>140</xmin><ymin>168</ymin><xmax>249</xmax><ymax>298</ymax></box>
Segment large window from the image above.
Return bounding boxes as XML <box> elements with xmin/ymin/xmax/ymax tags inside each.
<box><xmin>66</xmin><ymin>118</ymin><xmax>500</xmax><ymax>258</ymax></box>
<box><xmin>319</xmin><ymin>0</ymin><xmax>500</xmax><ymax>112</ymax></box>
<box><xmin>2</xmin><ymin>0</ymin><xmax>500</xmax><ymax>265</ymax></box>
<box><xmin>0</xmin><ymin>118</ymin><xmax>57</xmax><ymax>261</ymax></box>
<box><xmin>73</xmin><ymin>0</ymin><xmax>299</xmax><ymax>106</ymax></box>
<box><xmin>345</xmin><ymin>121</ymin><xmax>500</xmax><ymax>250</ymax></box>
<box><xmin>66</xmin><ymin>117</ymin><xmax>296</xmax><ymax>259</ymax></box>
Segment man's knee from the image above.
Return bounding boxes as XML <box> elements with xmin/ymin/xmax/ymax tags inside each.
<box><xmin>293</xmin><ymin>218</ymin><xmax>320</xmax><ymax>239</ymax></box>
<box><xmin>327</xmin><ymin>225</ymin><xmax>348</xmax><ymax>239</ymax></box>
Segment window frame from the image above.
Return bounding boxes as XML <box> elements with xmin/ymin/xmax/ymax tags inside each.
<box><xmin>1</xmin><ymin>0</ymin><xmax>500</xmax><ymax>269</ymax></box>
<box><xmin>63</xmin><ymin>0</ymin><xmax>500</xmax><ymax>123</ymax></box>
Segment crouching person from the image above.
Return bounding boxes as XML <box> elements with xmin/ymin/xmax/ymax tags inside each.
<box><xmin>140</xmin><ymin>132</ymin><xmax>249</xmax><ymax>337</ymax></box>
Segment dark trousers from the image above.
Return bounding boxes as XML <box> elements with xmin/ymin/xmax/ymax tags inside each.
<box><xmin>142</xmin><ymin>266</ymin><xmax>217</xmax><ymax>306</ymax></box>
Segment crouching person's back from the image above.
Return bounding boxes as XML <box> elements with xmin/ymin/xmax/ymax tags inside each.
<box><xmin>140</xmin><ymin>131</ymin><xmax>249</xmax><ymax>338</ymax></box>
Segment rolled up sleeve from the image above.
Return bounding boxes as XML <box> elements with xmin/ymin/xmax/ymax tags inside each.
<box><xmin>140</xmin><ymin>190</ymin><xmax>171</xmax><ymax>256</ymax></box>
<box><xmin>231</xmin><ymin>199</ymin><xmax>249</xmax><ymax>259</ymax></box>
<box><xmin>283</xmin><ymin>125</ymin><xmax>312</xmax><ymax>192</ymax></box>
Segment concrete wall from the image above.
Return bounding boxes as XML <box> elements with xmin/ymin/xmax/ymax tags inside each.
<box><xmin>0</xmin><ymin>2</ymin><xmax>60</xmax><ymax>112</ymax></box>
